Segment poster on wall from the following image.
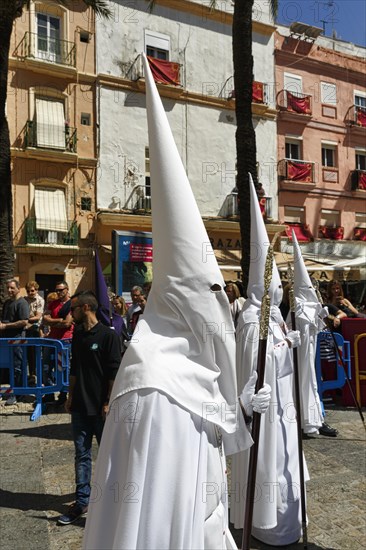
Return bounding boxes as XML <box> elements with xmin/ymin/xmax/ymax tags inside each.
<box><xmin>112</xmin><ymin>230</ymin><xmax>153</xmax><ymax>301</ymax></box>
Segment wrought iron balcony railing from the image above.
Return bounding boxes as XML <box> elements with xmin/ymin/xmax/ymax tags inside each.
<box><xmin>25</xmin><ymin>218</ymin><xmax>78</xmax><ymax>246</ymax></box>
<box><xmin>122</xmin><ymin>185</ymin><xmax>151</xmax><ymax>213</ymax></box>
<box><xmin>14</xmin><ymin>32</ymin><xmax>76</xmax><ymax>67</ymax></box>
<box><xmin>227</xmin><ymin>81</ymin><xmax>268</xmax><ymax>104</ymax></box>
<box><xmin>221</xmin><ymin>192</ymin><xmax>272</xmax><ymax>220</ymax></box>
<box><xmin>24</xmin><ymin>121</ymin><xmax>77</xmax><ymax>153</ymax></box>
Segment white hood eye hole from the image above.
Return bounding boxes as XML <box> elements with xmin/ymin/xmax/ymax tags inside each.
<box><xmin>210</xmin><ymin>284</ymin><xmax>222</xmax><ymax>292</ymax></box>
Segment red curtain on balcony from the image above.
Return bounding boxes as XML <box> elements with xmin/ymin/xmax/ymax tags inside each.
<box><xmin>252</xmin><ymin>81</ymin><xmax>264</xmax><ymax>103</ymax></box>
<box><xmin>147</xmin><ymin>56</ymin><xmax>180</xmax><ymax>86</ymax></box>
<box><xmin>286</xmin><ymin>222</ymin><xmax>313</xmax><ymax>242</ymax></box>
<box><xmin>319</xmin><ymin>226</ymin><xmax>344</xmax><ymax>240</ymax></box>
<box><xmin>354</xmin><ymin>228</ymin><xmax>366</xmax><ymax>241</ymax></box>
<box><xmin>287</xmin><ymin>160</ymin><xmax>312</xmax><ymax>182</ymax></box>
<box><xmin>285</xmin><ymin>223</ymin><xmax>312</xmax><ymax>242</ymax></box>
<box><xmin>286</xmin><ymin>91</ymin><xmax>311</xmax><ymax>114</ymax></box>
<box><xmin>356</xmin><ymin>106</ymin><xmax>366</xmax><ymax>127</ymax></box>
<box><xmin>259</xmin><ymin>197</ymin><xmax>266</xmax><ymax>217</ymax></box>
<box><xmin>358</xmin><ymin>171</ymin><xmax>366</xmax><ymax>190</ymax></box>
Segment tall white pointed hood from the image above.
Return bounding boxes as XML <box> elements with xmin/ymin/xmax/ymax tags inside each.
<box><xmin>110</xmin><ymin>54</ymin><xmax>238</xmax><ymax>432</ymax></box>
<box><xmin>292</xmin><ymin>229</ymin><xmax>323</xmax><ymax>325</ymax></box>
<box><xmin>245</xmin><ymin>174</ymin><xmax>283</xmax><ymax>310</ymax></box>
<box><xmin>292</xmin><ymin>230</ymin><xmax>319</xmax><ymax>303</ymax></box>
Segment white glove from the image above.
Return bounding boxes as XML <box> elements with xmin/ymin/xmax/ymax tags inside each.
<box><xmin>240</xmin><ymin>371</ymin><xmax>271</xmax><ymax>417</ymax></box>
<box><xmin>285</xmin><ymin>330</ymin><xmax>301</xmax><ymax>349</ymax></box>
<box><xmin>319</xmin><ymin>307</ymin><xmax>329</xmax><ymax>320</ymax></box>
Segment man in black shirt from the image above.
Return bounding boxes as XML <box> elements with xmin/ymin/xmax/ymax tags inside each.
<box><xmin>0</xmin><ymin>279</ymin><xmax>29</xmax><ymax>404</ymax></box>
<box><xmin>57</xmin><ymin>291</ymin><xmax>121</xmax><ymax>526</ymax></box>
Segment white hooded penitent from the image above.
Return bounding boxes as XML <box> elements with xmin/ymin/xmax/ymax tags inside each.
<box><xmin>83</xmin><ymin>53</ymin><xmax>254</xmax><ymax>550</ymax></box>
<box><xmin>291</xmin><ymin>229</ymin><xmax>324</xmax><ymax>431</ymax></box>
<box><xmin>110</xmin><ymin>53</ymin><xmax>239</xmax><ymax>431</ymax></box>
<box><xmin>231</xmin><ymin>176</ymin><xmax>307</xmax><ymax>546</ymax></box>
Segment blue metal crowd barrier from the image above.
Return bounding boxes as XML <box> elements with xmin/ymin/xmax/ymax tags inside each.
<box><xmin>0</xmin><ymin>337</ymin><xmax>70</xmax><ymax>421</ymax></box>
<box><xmin>315</xmin><ymin>331</ymin><xmax>351</xmax><ymax>401</ymax></box>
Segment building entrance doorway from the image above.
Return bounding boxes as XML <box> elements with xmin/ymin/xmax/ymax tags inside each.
<box><xmin>35</xmin><ymin>274</ymin><xmax>62</xmax><ymax>298</ymax></box>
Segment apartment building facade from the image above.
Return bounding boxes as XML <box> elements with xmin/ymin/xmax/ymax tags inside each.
<box><xmin>8</xmin><ymin>0</ymin><xmax>97</xmax><ymax>294</ymax></box>
<box><xmin>275</xmin><ymin>25</ymin><xmax>366</xmax><ymax>290</ymax></box>
<box><xmin>94</xmin><ymin>0</ymin><xmax>282</xmax><ymax>287</ymax></box>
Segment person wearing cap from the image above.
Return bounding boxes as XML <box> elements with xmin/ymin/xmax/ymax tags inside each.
<box><xmin>230</xmin><ymin>175</ymin><xmax>305</xmax><ymax>547</ymax></box>
<box><xmin>82</xmin><ymin>55</ymin><xmax>271</xmax><ymax>550</ymax></box>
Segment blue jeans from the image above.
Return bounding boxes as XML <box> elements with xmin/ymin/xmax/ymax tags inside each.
<box><xmin>71</xmin><ymin>411</ymin><xmax>105</xmax><ymax>508</ymax></box>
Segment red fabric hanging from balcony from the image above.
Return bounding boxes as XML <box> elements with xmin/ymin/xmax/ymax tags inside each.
<box><xmin>286</xmin><ymin>91</ymin><xmax>311</xmax><ymax>114</ymax></box>
<box><xmin>358</xmin><ymin>171</ymin><xmax>366</xmax><ymax>189</ymax></box>
<box><xmin>354</xmin><ymin>228</ymin><xmax>366</xmax><ymax>241</ymax></box>
<box><xmin>319</xmin><ymin>226</ymin><xmax>344</xmax><ymax>240</ymax></box>
<box><xmin>356</xmin><ymin>106</ymin><xmax>366</xmax><ymax>127</ymax></box>
<box><xmin>287</xmin><ymin>160</ymin><xmax>312</xmax><ymax>182</ymax></box>
<box><xmin>285</xmin><ymin>223</ymin><xmax>312</xmax><ymax>242</ymax></box>
<box><xmin>259</xmin><ymin>197</ymin><xmax>266</xmax><ymax>217</ymax></box>
<box><xmin>252</xmin><ymin>81</ymin><xmax>264</xmax><ymax>103</ymax></box>
<box><xmin>147</xmin><ymin>56</ymin><xmax>180</xmax><ymax>86</ymax></box>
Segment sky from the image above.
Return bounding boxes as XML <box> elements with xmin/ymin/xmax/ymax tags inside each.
<box><xmin>276</xmin><ymin>0</ymin><xmax>366</xmax><ymax>47</ymax></box>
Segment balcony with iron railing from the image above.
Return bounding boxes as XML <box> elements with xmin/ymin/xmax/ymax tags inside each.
<box><xmin>122</xmin><ymin>185</ymin><xmax>151</xmax><ymax>213</ymax></box>
<box><xmin>14</xmin><ymin>32</ymin><xmax>76</xmax><ymax>67</ymax></box>
<box><xmin>24</xmin><ymin>121</ymin><xmax>77</xmax><ymax>153</ymax></box>
<box><xmin>277</xmin><ymin>90</ymin><xmax>312</xmax><ymax>119</ymax></box>
<box><xmin>345</xmin><ymin>105</ymin><xmax>366</xmax><ymax>129</ymax></box>
<box><xmin>220</xmin><ymin>192</ymin><xmax>273</xmax><ymax>221</ymax></box>
<box><xmin>226</xmin><ymin>81</ymin><xmax>268</xmax><ymax>105</ymax></box>
<box><xmin>25</xmin><ymin>218</ymin><xmax>78</xmax><ymax>246</ymax></box>
<box><xmin>278</xmin><ymin>158</ymin><xmax>316</xmax><ymax>187</ymax></box>
<box><xmin>122</xmin><ymin>54</ymin><xmax>182</xmax><ymax>90</ymax></box>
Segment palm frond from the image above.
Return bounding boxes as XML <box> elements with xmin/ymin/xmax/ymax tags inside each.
<box><xmin>77</xmin><ymin>0</ymin><xmax>113</xmax><ymax>18</ymax></box>
<box><xmin>270</xmin><ymin>0</ymin><xmax>278</xmax><ymax>20</ymax></box>
<box><xmin>147</xmin><ymin>1</ymin><xmax>156</xmax><ymax>14</ymax></box>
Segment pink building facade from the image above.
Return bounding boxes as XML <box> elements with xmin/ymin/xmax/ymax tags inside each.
<box><xmin>275</xmin><ymin>28</ymin><xmax>366</xmax><ymax>292</ymax></box>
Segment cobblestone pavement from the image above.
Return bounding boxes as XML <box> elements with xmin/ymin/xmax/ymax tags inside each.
<box><xmin>0</xmin><ymin>400</ymin><xmax>365</xmax><ymax>550</ymax></box>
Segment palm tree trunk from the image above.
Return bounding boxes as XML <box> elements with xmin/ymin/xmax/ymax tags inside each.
<box><xmin>233</xmin><ymin>0</ymin><xmax>258</xmax><ymax>296</ymax></box>
<box><xmin>0</xmin><ymin>3</ymin><xmax>18</xmax><ymax>308</ymax></box>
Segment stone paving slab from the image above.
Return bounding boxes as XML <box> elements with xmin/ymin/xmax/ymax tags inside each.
<box><xmin>0</xmin><ymin>401</ymin><xmax>365</xmax><ymax>550</ymax></box>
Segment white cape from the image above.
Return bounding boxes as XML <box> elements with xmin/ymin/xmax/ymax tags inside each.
<box><xmin>83</xmin><ymin>390</ymin><xmax>252</xmax><ymax>550</ymax></box>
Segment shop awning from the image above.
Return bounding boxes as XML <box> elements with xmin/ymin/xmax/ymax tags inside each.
<box><xmin>274</xmin><ymin>251</ymin><xmax>363</xmax><ymax>281</ymax></box>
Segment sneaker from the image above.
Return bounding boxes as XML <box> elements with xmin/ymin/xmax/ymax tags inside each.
<box><xmin>57</xmin><ymin>503</ymin><xmax>88</xmax><ymax>525</ymax></box>
<box><xmin>319</xmin><ymin>422</ymin><xmax>338</xmax><ymax>437</ymax></box>
<box><xmin>5</xmin><ymin>395</ymin><xmax>17</xmax><ymax>406</ymax></box>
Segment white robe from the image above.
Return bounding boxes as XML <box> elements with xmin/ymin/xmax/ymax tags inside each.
<box><xmin>287</xmin><ymin>300</ymin><xmax>324</xmax><ymax>432</ymax></box>
<box><xmin>230</xmin><ymin>309</ymin><xmax>309</xmax><ymax>546</ymax></box>
<box><xmin>83</xmin><ymin>389</ymin><xmax>252</xmax><ymax>550</ymax></box>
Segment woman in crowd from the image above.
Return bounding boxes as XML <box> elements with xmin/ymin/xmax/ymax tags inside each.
<box><xmin>112</xmin><ymin>295</ymin><xmax>128</xmax><ymax>321</ymax></box>
<box><xmin>326</xmin><ymin>280</ymin><xmax>360</xmax><ymax>318</ymax></box>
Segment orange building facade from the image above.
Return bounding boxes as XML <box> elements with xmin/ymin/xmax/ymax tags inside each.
<box><xmin>8</xmin><ymin>0</ymin><xmax>97</xmax><ymax>295</ymax></box>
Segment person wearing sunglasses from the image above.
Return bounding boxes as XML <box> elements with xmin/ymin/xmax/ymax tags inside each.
<box><xmin>42</xmin><ymin>281</ymin><xmax>73</xmax><ymax>404</ymax></box>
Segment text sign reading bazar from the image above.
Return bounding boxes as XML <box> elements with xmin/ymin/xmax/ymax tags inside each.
<box><xmin>112</xmin><ymin>230</ymin><xmax>153</xmax><ymax>299</ymax></box>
